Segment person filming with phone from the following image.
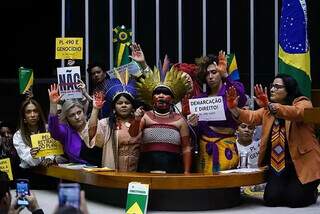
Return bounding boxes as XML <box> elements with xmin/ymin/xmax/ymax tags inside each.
<box><xmin>0</xmin><ymin>172</ymin><xmax>44</xmax><ymax>214</ymax></box>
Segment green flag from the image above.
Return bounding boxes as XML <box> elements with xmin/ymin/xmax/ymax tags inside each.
<box><xmin>19</xmin><ymin>67</ymin><xmax>34</xmax><ymax>94</ymax></box>
<box><xmin>278</xmin><ymin>0</ymin><xmax>310</xmax><ymax>97</ymax></box>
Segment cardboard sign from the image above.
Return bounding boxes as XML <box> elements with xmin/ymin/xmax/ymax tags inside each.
<box><xmin>0</xmin><ymin>158</ymin><xmax>13</xmax><ymax>181</ymax></box>
<box><xmin>55</xmin><ymin>37</ymin><xmax>83</xmax><ymax>59</ymax></box>
<box><xmin>125</xmin><ymin>182</ymin><xmax>149</xmax><ymax>214</ymax></box>
<box><xmin>31</xmin><ymin>133</ymin><xmax>64</xmax><ymax>157</ymax></box>
<box><xmin>189</xmin><ymin>96</ymin><xmax>226</xmax><ymax>121</ymax></box>
<box><xmin>107</xmin><ymin>61</ymin><xmax>141</xmax><ymax>78</ymax></box>
<box><xmin>57</xmin><ymin>66</ymin><xmax>82</xmax><ymax>100</ymax></box>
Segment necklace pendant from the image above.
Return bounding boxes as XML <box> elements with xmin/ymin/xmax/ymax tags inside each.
<box><xmin>124</xmin><ymin>122</ymin><xmax>131</xmax><ymax>128</ymax></box>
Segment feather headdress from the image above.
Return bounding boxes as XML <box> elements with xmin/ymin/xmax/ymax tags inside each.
<box><xmin>136</xmin><ymin>66</ymin><xmax>191</xmax><ymax>106</ymax></box>
<box><xmin>105</xmin><ymin>69</ymin><xmax>137</xmax><ymax>105</ymax></box>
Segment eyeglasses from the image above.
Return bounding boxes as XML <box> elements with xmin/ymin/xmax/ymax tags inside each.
<box><xmin>270</xmin><ymin>84</ymin><xmax>285</xmax><ymax>90</ymax></box>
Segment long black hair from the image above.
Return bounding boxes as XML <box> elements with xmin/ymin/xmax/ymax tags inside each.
<box><xmin>107</xmin><ymin>93</ymin><xmax>136</xmax><ymax>140</ymax></box>
<box><xmin>274</xmin><ymin>74</ymin><xmax>303</xmax><ymax>104</ymax></box>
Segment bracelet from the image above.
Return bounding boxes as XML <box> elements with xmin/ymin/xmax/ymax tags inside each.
<box><xmin>268</xmin><ymin>103</ymin><xmax>277</xmax><ymax>115</ymax></box>
<box><xmin>143</xmin><ymin>66</ymin><xmax>151</xmax><ymax>73</ymax></box>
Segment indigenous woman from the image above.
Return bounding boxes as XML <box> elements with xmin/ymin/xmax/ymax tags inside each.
<box><xmin>129</xmin><ymin>67</ymin><xmax>192</xmax><ymax>174</ymax></box>
<box><xmin>227</xmin><ymin>74</ymin><xmax>320</xmax><ymax>207</ymax></box>
<box><xmin>88</xmin><ymin>72</ymin><xmax>140</xmax><ymax>171</ymax></box>
<box><xmin>192</xmin><ymin>51</ymin><xmax>247</xmax><ymax>172</ymax></box>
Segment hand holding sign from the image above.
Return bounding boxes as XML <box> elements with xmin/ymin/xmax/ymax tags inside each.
<box><xmin>254</xmin><ymin>84</ymin><xmax>268</xmax><ymax>108</ymax></box>
<box><xmin>93</xmin><ymin>91</ymin><xmax>105</xmax><ymax>109</ymax></box>
<box><xmin>226</xmin><ymin>86</ymin><xmax>239</xmax><ymax>109</ymax></box>
<box><xmin>48</xmin><ymin>83</ymin><xmax>62</xmax><ymax>104</ymax></box>
<box><xmin>30</xmin><ymin>147</ymin><xmax>40</xmax><ymax>158</ymax></box>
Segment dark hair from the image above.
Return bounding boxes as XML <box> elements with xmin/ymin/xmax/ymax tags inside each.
<box><xmin>107</xmin><ymin>93</ymin><xmax>136</xmax><ymax>140</ymax></box>
<box><xmin>18</xmin><ymin>99</ymin><xmax>47</xmax><ymax>147</ymax></box>
<box><xmin>274</xmin><ymin>74</ymin><xmax>303</xmax><ymax>104</ymax></box>
<box><xmin>0</xmin><ymin>121</ymin><xmax>14</xmax><ymax>133</ymax></box>
<box><xmin>86</xmin><ymin>63</ymin><xmax>106</xmax><ymax>74</ymax></box>
<box><xmin>195</xmin><ymin>54</ymin><xmax>218</xmax><ymax>84</ymax></box>
<box><xmin>152</xmin><ymin>86</ymin><xmax>173</xmax><ymax>98</ymax></box>
<box><xmin>0</xmin><ymin>171</ymin><xmax>10</xmax><ymax>200</ymax></box>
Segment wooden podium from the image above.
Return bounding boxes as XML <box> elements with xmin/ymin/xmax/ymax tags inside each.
<box><xmin>33</xmin><ymin>166</ymin><xmax>266</xmax><ymax>211</ymax></box>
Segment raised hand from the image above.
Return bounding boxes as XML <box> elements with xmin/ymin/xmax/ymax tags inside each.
<box><xmin>226</xmin><ymin>86</ymin><xmax>239</xmax><ymax>109</ymax></box>
<box><xmin>254</xmin><ymin>84</ymin><xmax>268</xmax><ymax>107</ymax></box>
<box><xmin>130</xmin><ymin>43</ymin><xmax>147</xmax><ymax>66</ymax></box>
<box><xmin>216</xmin><ymin>50</ymin><xmax>227</xmax><ymax>78</ymax></box>
<box><xmin>48</xmin><ymin>83</ymin><xmax>62</xmax><ymax>104</ymax></box>
<box><xmin>92</xmin><ymin>91</ymin><xmax>105</xmax><ymax>109</ymax></box>
<box><xmin>77</xmin><ymin>79</ymin><xmax>87</xmax><ymax>93</ymax></box>
<box><xmin>134</xmin><ymin>106</ymin><xmax>145</xmax><ymax>120</ymax></box>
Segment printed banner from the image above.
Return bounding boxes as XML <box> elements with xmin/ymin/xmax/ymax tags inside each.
<box><xmin>189</xmin><ymin>96</ymin><xmax>226</xmax><ymax>121</ymax></box>
<box><xmin>31</xmin><ymin>133</ymin><xmax>64</xmax><ymax>157</ymax></box>
<box><xmin>0</xmin><ymin>158</ymin><xmax>13</xmax><ymax>181</ymax></box>
<box><xmin>57</xmin><ymin>66</ymin><xmax>82</xmax><ymax>100</ymax></box>
<box><xmin>55</xmin><ymin>37</ymin><xmax>83</xmax><ymax>59</ymax></box>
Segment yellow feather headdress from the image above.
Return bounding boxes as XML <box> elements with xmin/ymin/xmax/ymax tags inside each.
<box><xmin>136</xmin><ymin>66</ymin><xmax>191</xmax><ymax>106</ymax></box>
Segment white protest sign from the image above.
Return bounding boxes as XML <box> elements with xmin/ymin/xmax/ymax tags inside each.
<box><xmin>189</xmin><ymin>96</ymin><xmax>226</xmax><ymax>121</ymax></box>
<box><xmin>57</xmin><ymin>66</ymin><xmax>82</xmax><ymax>100</ymax></box>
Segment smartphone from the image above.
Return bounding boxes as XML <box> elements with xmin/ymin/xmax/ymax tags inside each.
<box><xmin>58</xmin><ymin>183</ymin><xmax>80</xmax><ymax>209</ymax></box>
<box><xmin>16</xmin><ymin>179</ymin><xmax>30</xmax><ymax>207</ymax></box>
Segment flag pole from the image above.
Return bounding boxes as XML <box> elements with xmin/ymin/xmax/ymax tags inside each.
<box><xmin>202</xmin><ymin>0</ymin><xmax>207</xmax><ymax>56</ymax></box>
<box><xmin>274</xmin><ymin>0</ymin><xmax>279</xmax><ymax>76</ymax></box>
<box><xmin>178</xmin><ymin>0</ymin><xmax>182</xmax><ymax>62</ymax></box>
<box><xmin>250</xmin><ymin>0</ymin><xmax>255</xmax><ymax>105</ymax></box>
<box><xmin>131</xmin><ymin>0</ymin><xmax>136</xmax><ymax>42</ymax></box>
<box><xmin>109</xmin><ymin>0</ymin><xmax>114</xmax><ymax>69</ymax></box>
<box><xmin>227</xmin><ymin>0</ymin><xmax>230</xmax><ymax>55</ymax></box>
<box><xmin>85</xmin><ymin>0</ymin><xmax>89</xmax><ymax>90</ymax></box>
<box><xmin>61</xmin><ymin>0</ymin><xmax>65</xmax><ymax>67</ymax></box>
<box><xmin>156</xmin><ymin>0</ymin><xmax>160</xmax><ymax>66</ymax></box>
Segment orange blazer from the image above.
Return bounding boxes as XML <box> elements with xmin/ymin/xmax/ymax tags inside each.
<box><xmin>238</xmin><ymin>96</ymin><xmax>320</xmax><ymax>184</ymax></box>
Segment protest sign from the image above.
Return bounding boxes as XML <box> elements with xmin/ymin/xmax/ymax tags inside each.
<box><xmin>189</xmin><ymin>96</ymin><xmax>226</xmax><ymax>121</ymax></box>
<box><xmin>57</xmin><ymin>66</ymin><xmax>82</xmax><ymax>100</ymax></box>
<box><xmin>31</xmin><ymin>133</ymin><xmax>64</xmax><ymax>157</ymax></box>
<box><xmin>0</xmin><ymin>158</ymin><xmax>13</xmax><ymax>180</ymax></box>
<box><xmin>55</xmin><ymin>37</ymin><xmax>83</xmax><ymax>59</ymax></box>
<box><xmin>125</xmin><ymin>182</ymin><xmax>149</xmax><ymax>214</ymax></box>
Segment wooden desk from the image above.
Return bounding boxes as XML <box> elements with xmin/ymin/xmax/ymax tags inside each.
<box><xmin>33</xmin><ymin>166</ymin><xmax>267</xmax><ymax>210</ymax></box>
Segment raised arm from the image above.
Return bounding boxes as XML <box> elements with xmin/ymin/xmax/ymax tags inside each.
<box><xmin>130</xmin><ymin>42</ymin><xmax>150</xmax><ymax>72</ymax></box>
<box><xmin>88</xmin><ymin>91</ymin><xmax>105</xmax><ymax>141</ymax></box>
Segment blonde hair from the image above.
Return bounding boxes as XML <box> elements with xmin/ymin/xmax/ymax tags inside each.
<box><xmin>60</xmin><ymin>99</ymin><xmax>85</xmax><ymax>125</ymax></box>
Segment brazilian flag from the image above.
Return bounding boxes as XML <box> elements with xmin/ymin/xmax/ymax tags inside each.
<box><xmin>227</xmin><ymin>53</ymin><xmax>240</xmax><ymax>81</ymax></box>
<box><xmin>278</xmin><ymin>0</ymin><xmax>310</xmax><ymax>97</ymax></box>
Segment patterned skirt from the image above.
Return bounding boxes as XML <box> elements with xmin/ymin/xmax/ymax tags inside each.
<box><xmin>198</xmin><ymin>135</ymin><xmax>239</xmax><ymax>173</ymax></box>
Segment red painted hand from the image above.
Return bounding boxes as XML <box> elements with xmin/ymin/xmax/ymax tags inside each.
<box><xmin>226</xmin><ymin>86</ymin><xmax>239</xmax><ymax>109</ymax></box>
<box><xmin>93</xmin><ymin>91</ymin><xmax>105</xmax><ymax>109</ymax></box>
<box><xmin>254</xmin><ymin>84</ymin><xmax>269</xmax><ymax>108</ymax></box>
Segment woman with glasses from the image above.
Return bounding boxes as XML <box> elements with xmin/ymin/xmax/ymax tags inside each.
<box><xmin>227</xmin><ymin>73</ymin><xmax>320</xmax><ymax>207</ymax></box>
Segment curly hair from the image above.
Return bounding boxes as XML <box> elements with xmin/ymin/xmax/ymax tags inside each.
<box><xmin>195</xmin><ymin>54</ymin><xmax>218</xmax><ymax>85</ymax></box>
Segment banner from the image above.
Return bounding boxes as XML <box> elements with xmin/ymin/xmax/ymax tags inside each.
<box><xmin>0</xmin><ymin>158</ymin><xmax>13</xmax><ymax>181</ymax></box>
<box><xmin>189</xmin><ymin>96</ymin><xmax>226</xmax><ymax>121</ymax></box>
<box><xmin>57</xmin><ymin>66</ymin><xmax>82</xmax><ymax>100</ymax></box>
<box><xmin>18</xmin><ymin>67</ymin><xmax>33</xmax><ymax>94</ymax></box>
<box><xmin>31</xmin><ymin>133</ymin><xmax>64</xmax><ymax>157</ymax></box>
<box><xmin>56</xmin><ymin>37</ymin><xmax>83</xmax><ymax>60</ymax></box>
<box><xmin>125</xmin><ymin>182</ymin><xmax>149</xmax><ymax>214</ymax></box>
